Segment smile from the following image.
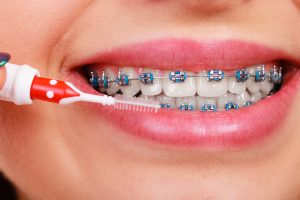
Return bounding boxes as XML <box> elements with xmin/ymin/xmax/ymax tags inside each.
<box><xmin>65</xmin><ymin>39</ymin><xmax>300</xmax><ymax>148</ymax></box>
<box><xmin>85</xmin><ymin>64</ymin><xmax>283</xmax><ymax>111</ymax></box>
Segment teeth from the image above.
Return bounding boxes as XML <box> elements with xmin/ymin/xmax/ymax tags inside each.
<box><xmin>261</xmin><ymin>91</ymin><xmax>269</xmax><ymax>98</ymax></box>
<box><xmin>90</xmin><ymin>64</ymin><xmax>282</xmax><ymax>111</ymax></box>
<box><xmin>235</xmin><ymin>91</ymin><xmax>250</xmax><ymax>107</ymax></box>
<box><xmin>197</xmin><ymin>71</ymin><xmax>228</xmax><ymax>97</ymax></box>
<box><xmin>197</xmin><ymin>97</ymin><xmax>216</xmax><ymax>109</ymax></box>
<box><xmin>260</xmin><ymin>80</ymin><xmax>274</xmax><ymax>95</ymax></box>
<box><xmin>163</xmin><ymin>71</ymin><xmax>196</xmax><ymax>97</ymax></box>
<box><xmin>250</xmin><ymin>92</ymin><xmax>263</xmax><ymax>102</ymax></box>
<box><xmin>216</xmin><ymin>93</ymin><xmax>235</xmax><ymax>109</ymax></box>
<box><xmin>119</xmin><ymin>68</ymin><xmax>141</xmax><ymax>97</ymax></box>
<box><xmin>246</xmin><ymin>78</ymin><xmax>260</xmax><ymax>93</ymax></box>
<box><xmin>139</xmin><ymin>95</ymin><xmax>155</xmax><ymax>101</ymax></box>
<box><xmin>228</xmin><ymin>77</ymin><xmax>246</xmax><ymax>94</ymax></box>
<box><xmin>246</xmin><ymin>66</ymin><xmax>261</xmax><ymax>93</ymax></box>
<box><xmin>176</xmin><ymin>96</ymin><xmax>196</xmax><ymax>110</ymax></box>
<box><xmin>140</xmin><ymin>69</ymin><xmax>163</xmax><ymax>96</ymax></box>
<box><xmin>156</xmin><ymin>93</ymin><xmax>176</xmax><ymax>108</ymax></box>
<box><xmin>104</xmin><ymin>68</ymin><xmax>120</xmax><ymax>95</ymax></box>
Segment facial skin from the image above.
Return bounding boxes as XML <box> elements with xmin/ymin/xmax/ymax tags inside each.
<box><xmin>0</xmin><ymin>1</ymin><xmax>300</xmax><ymax>199</ymax></box>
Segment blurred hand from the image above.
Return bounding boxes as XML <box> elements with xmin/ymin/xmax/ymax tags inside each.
<box><xmin>0</xmin><ymin>67</ymin><xmax>6</xmax><ymax>89</ymax></box>
<box><xmin>0</xmin><ymin>53</ymin><xmax>10</xmax><ymax>90</ymax></box>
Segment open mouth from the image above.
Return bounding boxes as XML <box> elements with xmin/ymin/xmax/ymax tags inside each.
<box><xmin>64</xmin><ymin>39</ymin><xmax>300</xmax><ymax>148</ymax></box>
<box><xmin>84</xmin><ymin>63</ymin><xmax>284</xmax><ymax>111</ymax></box>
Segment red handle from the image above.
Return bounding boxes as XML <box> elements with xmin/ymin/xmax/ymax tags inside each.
<box><xmin>30</xmin><ymin>77</ymin><xmax>80</xmax><ymax>104</ymax></box>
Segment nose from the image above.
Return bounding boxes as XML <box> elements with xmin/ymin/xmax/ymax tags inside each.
<box><xmin>179</xmin><ymin>0</ymin><xmax>250</xmax><ymax>13</ymax></box>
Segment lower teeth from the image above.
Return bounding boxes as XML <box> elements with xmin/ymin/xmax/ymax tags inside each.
<box><xmin>85</xmin><ymin>64</ymin><xmax>284</xmax><ymax>112</ymax></box>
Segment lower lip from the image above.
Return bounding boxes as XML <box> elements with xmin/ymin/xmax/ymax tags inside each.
<box><xmin>68</xmin><ymin>69</ymin><xmax>300</xmax><ymax>148</ymax></box>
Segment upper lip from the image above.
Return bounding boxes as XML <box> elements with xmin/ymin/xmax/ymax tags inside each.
<box><xmin>63</xmin><ymin>38</ymin><xmax>299</xmax><ymax>72</ymax></box>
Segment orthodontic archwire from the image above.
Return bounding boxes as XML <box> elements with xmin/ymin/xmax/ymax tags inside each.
<box><xmin>88</xmin><ymin>65</ymin><xmax>283</xmax><ymax>112</ymax></box>
<box><xmin>89</xmin><ymin>64</ymin><xmax>283</xmax><ymax>89</ymax></box>
<box><xmin>0</xmin><ymin>52</ymin><xmax>161</xmax><ymax>112</ymax></box>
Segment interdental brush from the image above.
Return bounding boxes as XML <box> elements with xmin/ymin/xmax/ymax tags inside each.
<box><xmin>0</xmin><ymin>53</ymin><xmax>161</xmax><ymax>113</ymax></box>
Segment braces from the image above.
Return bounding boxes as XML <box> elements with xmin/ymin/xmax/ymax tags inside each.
<box><xmin>201</xmin><ymin>103</ymin><xmax>217</xmax><ymax>112</ymax></box>
<box><xmin>174</xmin><ymin>99</ymin><xmax>257</xmax><ymax>112</ymax></box>
<box><xmin>88</xmin><ymin>65</ymin><xmax>283</xmax><ymax>112</ymax></box>
<box><xmin>89</xmin><ymin>65</ymin><xmax>283</xmax><ymax>89</ymax></box>
<box><xmin>159</xmin><ymin>100</ymin><xmax>253</xmax><ymax>112</ymax></box>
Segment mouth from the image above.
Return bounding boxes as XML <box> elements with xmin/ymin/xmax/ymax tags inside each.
<box><xmin>63</xmin><ymin>38</ymin><xmax>300</xmax><ymax>148</ymax></box>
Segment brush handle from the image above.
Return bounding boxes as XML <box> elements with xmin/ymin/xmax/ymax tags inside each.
<box><xmin>30</xmin><ymin>77</ymin><xmax>80</xmax><ymax>104</ymax></box>
<box><xmin>0</xmin><ymin>63</ymin><xmax>39</xmax><ymax>105</ymax></box>
<box><xmin>0</xmin><ymin>63</ymin><xmax>116</xmax><ymax>106</ymax></box>
<box><xmin>30</xmin><ymin>76</ymin><xmax>116</xmax><ymax>105</ymax></box>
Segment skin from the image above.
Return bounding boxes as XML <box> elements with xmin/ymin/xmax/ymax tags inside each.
<box><xmin>0</xmin><ymin>0</ymin><xmax>300</xmax><ymax>199</ymax></box>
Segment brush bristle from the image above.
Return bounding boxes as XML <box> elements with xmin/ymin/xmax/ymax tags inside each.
<box><xmin>113</xmin><ymin>96</ymin><xmax>161</xmax><ymax>113</ymax></box>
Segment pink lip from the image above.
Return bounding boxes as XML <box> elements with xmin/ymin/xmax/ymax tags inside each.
<box><xmin>66</xmin><ymin>39</ymin><xmax>300</xmax><ymax>148</ymax></box>
<box><xmin>75</xmin><ymin>39</ymin><xmax>297</xmax><ymax>71</ymax></box>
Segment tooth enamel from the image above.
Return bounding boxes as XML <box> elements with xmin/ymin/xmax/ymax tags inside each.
<box><xmin>228</xmin><ymin>77</ymin><xmax>246</xmax><ymax>94</ymax></box>
<box><xmin>250</xmin><ymin>92</ymin><xmax>263</xmax><ymax>102</ymax></box>
<box><xmin>197</xmin><ymin>97</ymin><xmax>216</xmax><ymax>109</ymax></box>
<box><xmin>235</xmin><ymin>91</ymin><xmax>250</xmax><ymax>107</ymax></box>
<box><xmin>260</xmin><ymin>80</ymin><xmax>274</xmax><ymax>95</ymax></box>
<box><xmin>216</xmin><ymin>93</ymin><xmax>235</xmax><ymax>109</ymax></box>
<box><xmin>175</xmin><ymin>96</ymin><xmax>197</xmax><ymax>110</ymax></box>
<box><xmin>140</xmin><ymin>69</ymin><xmax>163</xmax><ymax>96</ymax></box>
<box><xmin>163</xmin><ymin>71</ymin><xmax>196</xmax><ymax>97</ymax></box>
<box><xmin>246</xmin><ymin>67</ymin><xmax>261</xmax><ymax>93</ymax></box>
<box><xmin>119</xmin><ymin>67</ymin><xmax>141</xmax><ymax>97</ymax></box>
<box><xmin>197</xmin><ymin>71</ymin><xmax>228</xmax><ymax>97</ymax></box>
<box><xmin>156</xmin><ymin>93</ymin><xmax>176</xmax><ymax>108</ymax></box>
<box><xmin>261</xmin><ymin>91</ymin><xmax>269</xmax><ymax>98</ymax></box>
<box><xmin>104</xmin><ymin>68</ymin><xmax>120</xmax><ymax>95</ymax></box>
<box><xmin>139</xmin><ymin>94</ymin><xmax>155</xmax><ymax>100</ymax></box>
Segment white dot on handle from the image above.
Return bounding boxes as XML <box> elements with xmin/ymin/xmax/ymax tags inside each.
<box><xmin>46</xmin><ymin>91</ymin><xmax>54</xmax><ymax>99</ymax></box>
<box><xmin>49</xmin><ymin>80</ymin><xmax>58</xmax><ymax>85</ymax></box>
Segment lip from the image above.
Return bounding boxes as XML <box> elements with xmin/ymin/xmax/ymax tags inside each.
<box><xmin>64</xmin><ymin>38</ymin><xmax>300</xmax><ymax>148</ymax></box>
<box><xmin>68</xmin><ymin>39</ymin><xmax>299</xmax><ymax>71</ymax></box>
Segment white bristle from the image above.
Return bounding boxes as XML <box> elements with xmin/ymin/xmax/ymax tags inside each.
<box><xmin>113</xmin><ymin>96</ymin><xmax>161</xmax><ymax>113</ymax></box>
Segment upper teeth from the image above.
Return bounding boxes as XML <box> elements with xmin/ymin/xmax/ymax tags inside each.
<box><xmin>163</xmin><ymin>71</ymin><xmax>197</xmax><ymax>97</ymax></box>
<box><xmin>118</xmin><ymin>67</ymin><xmax>140</xmax><ymax>97</ymax></box>
<box><xmin>104</xmin><ymin>68</ymin><xmax>120</xmax><ymax>95</ymax></box>
<box><xmin>88</xmin><ymin>64</ymin><xmax>283</xmax><ymax>111</ymax></box>
<box><xmin>140</xmin><ymin>69</ymin><xmax>162</xmax><ymax>96</ymax></box>
<box><xmin>197</xmin><ymin>71</ymin><xmax>229</xmax><ymax>97</ymax></box>
<box><xmin>228</xmin><ymin>76</ymin><xmax>247</xmax><ymax>94</ymax></box>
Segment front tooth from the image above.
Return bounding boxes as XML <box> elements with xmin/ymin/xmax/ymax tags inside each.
<box><xmin>228</xmin><ymin>77</ymin><xmax>246</xmax><ymax>94</ymax></box>
<box><xmin>104</xmin><ymin>68</ymin><xmax>120</xmax><ymax>95</ymax></box>
<box><xmin>176</xmin><ymin>97</ymin><xmax>196</xmax><ymax>110</ymax></box>
<box><xmin>119</xmin><ymin>67</ymin><xmax>141</xmax><ymax>97</ymax></box>
<box><xmin>197</xmin><ymin>71</ymin><xmax>228</xmax><ymax>97</ymax></box>
<box><xmin>250</xmin><ymin>92</ymin><xmax>263</xmax><ymax>102</ymax></box>
<box><xmin>140</xmin><ymin>69</ymin><xmax>163</xmax><ymax>96</ymax></box>
<box><xmin>235</xmin><ymin>91</ymin><xmax>250</xmax><ymax>107</ymax></box>
<box><xmin>197</xmin><ymin>97</ymin><xmax>216</xmax><ymax>110</ymax></box>
<box><xmin>156</xmin><ymin>93</ymin><xmax>176</xmax><ymax>108</ymax></box>
<box><xmin>246</xmin><ymin>66</ymin><xmax>261</xmax><ymax>93</ymax></box>
<box><xmin>163</xmin><ymin>71</ymin><xmax>196</xmax><ymax>97</ymax></box>
<box><xmin>216</xmin><ymin>93</ymin><xmax>235</xmax><ymax>109</ymax></box>
<box><xmin>260</xmin><ymin>80</ymin><xmax>274</xmax><ymax>95</ymax></box>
